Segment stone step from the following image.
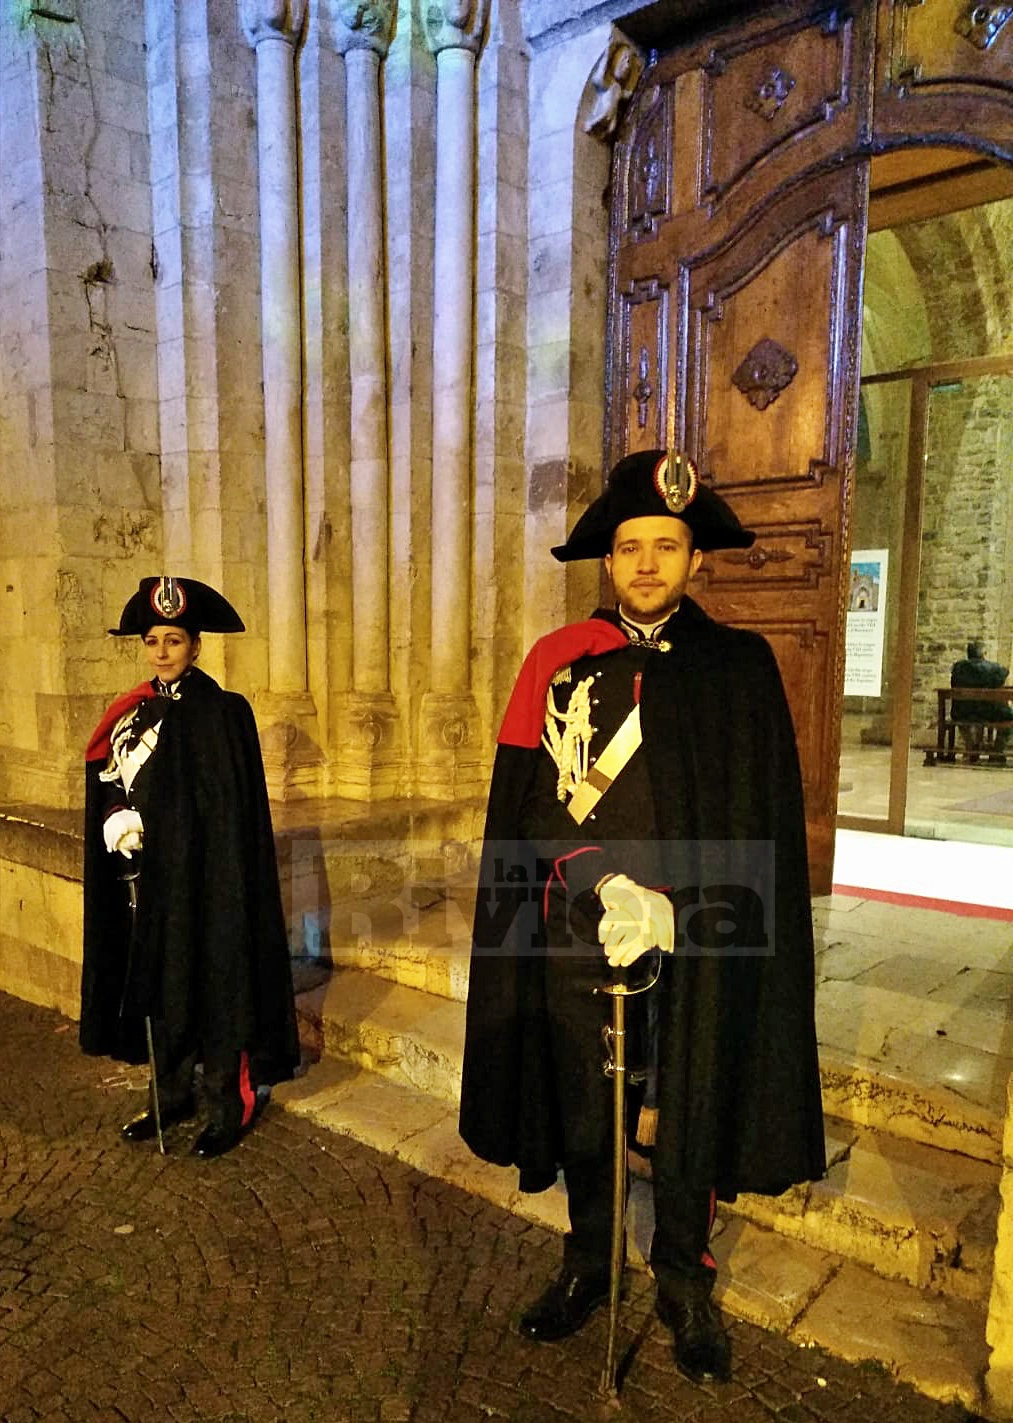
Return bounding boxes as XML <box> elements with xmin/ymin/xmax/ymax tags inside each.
<box><xmin>272</xmin><ymin>1056</ymin><xmax>988</xmax><ymax>1414</ymax></box>
<box><xmin>300</xmin><ymin>905</ymin><xmax>1007</xmax><ymax>1168</ymax></box>
<box><xmin>276</xmin><ymin>805</ymin><xmax>482</xmax><ymax>961</ymax></box>
<box><xmin>813</xmin><ymin>901</ymin><xmax>1013</xmax><ymax>1167</ymax></box>
<box><xmin>727</xmin><ymin>1121</ymin><xmax>998</xmax><ymax>1307</ymax></box>
<box><xmin>292</xmin><ymin>965</ymin><xmax>1000</xmax><ymax>1308</ymax></box>
<box><xmin>320</xmin><ymin>891</ymin><xmax>474</xmax><ymax>1004</ymax></box>
<box><xmin>294</xmin><ymin>961</ymin><xmax>465</xmax><ymax>1104</ymax></box>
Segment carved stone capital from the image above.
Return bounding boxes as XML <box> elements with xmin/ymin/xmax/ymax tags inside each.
<box><xmin>328</xmin><ymin>0</ymin><xmax>396</xmax><ymax>56</ymax></box>
<box><xmin>582</xmin><ymin>38</ymin><xmax>644</xmax><ymax>141</ymax></box>
<box><xmin>423</xmin><ymin>0</ymin><xmax>489</xmax><ymax>56</ymax></box>
<box><xmin>240</xmin><ymin>0</ymin><xmax>307</xmax><ymax>49</ymax></box>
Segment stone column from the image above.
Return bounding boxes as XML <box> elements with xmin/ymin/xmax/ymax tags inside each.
<box><xmin>324</xmin><ymin>0</ymin><xmax>402</xmax><ymax>797</ymax></box>
<box><xmin>334</xmin><ymin>2</ymin><xmax>394</xmax><ymax>693</ymax></box>
<box><xmin>241</xmin><ymin>0</ymin><xmax>307</xmax><ymax>693</ymax></box>
<box><xmin>242</xmin><ymin>0</ymin><xmax>323</xmax><ymax>797</ymax></box>
<box><xmin>299</xmin><ymin>2</ymin><xmax>350</xmax><ymax>745</ymax></box>
<box><xmin>384</xmin><ymin>6</ymin><xmax>437</xmax><ymax>803</ymax></box>
<box><xmin>471</xmin><ymin>5</ymin><xmax>529</xmax><ymax>783</ymax></box>
<box><xmin>419</xmin><ymin>0</ymin><xmax>489</xmax><ymax>798</ymax></box>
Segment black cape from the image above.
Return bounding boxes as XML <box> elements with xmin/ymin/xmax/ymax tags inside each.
<box><xmin>459</xmin><ymin>597</ymin><xmax>826</xmax><ymax>1200</ymax></box>
<box><xmin>80</xmin><ymin>667</ymin><xmax>299</xmax><ymax>1085</ymax></box>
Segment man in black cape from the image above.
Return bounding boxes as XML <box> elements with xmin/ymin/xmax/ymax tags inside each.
<box><xmin>459</xmin><ymin>451</ymin><xmax>825</xmax><ymax>1383</ymax></box>
<box><xmin>81</xmin><ymin>576</ymin><xmax>299</xmax><ymax>1158</ymax></box>
<box><xmin>950</xmin><ymin>640</ymin><xmax>1013</xmax><ymax>753</ymax></box>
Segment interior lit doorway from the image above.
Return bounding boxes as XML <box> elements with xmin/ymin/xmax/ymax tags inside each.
<box><xmin>837</xmin><ymin>157</ymin><xmax>1013</xmax><ymax>848</ymax></box>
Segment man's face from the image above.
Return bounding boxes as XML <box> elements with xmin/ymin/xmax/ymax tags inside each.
<box><xmin>604</xmin><ymin>515</ymin><xmax>703</xmax><ymax>622</ymax></box>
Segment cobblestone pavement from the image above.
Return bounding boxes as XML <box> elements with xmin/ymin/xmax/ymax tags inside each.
<box><xmin>0</xmin><ymin>992</ymin><xmax>984</xmax><ymax>1423</ymax></box>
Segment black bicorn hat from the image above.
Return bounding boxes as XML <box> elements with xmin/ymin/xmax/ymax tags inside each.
<box><xmin>551</xmin><ymin>449</ymin><xmax>756</xmax><ymax>561</ymax></box>
<box><xmin>109</xmin><ymin>576</ymin><xmax>245</xmax><ymax>636</ymax></box>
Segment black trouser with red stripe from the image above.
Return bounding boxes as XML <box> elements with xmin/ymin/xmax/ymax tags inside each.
<box><xmin>147</xmin><ymin>1024</ymin><xmax>257</xmax><ymax>1131</ymax></box>
<box><xmin>545</xmin><ymin>949</ymin><xmax>717</xmax><ymax>1297</ymax></box>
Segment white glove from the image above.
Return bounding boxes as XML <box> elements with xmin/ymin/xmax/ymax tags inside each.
<box><xmin>598</xmin><ymin>873</ymin><xmax>674</xmax><ymax>968</ymax></box>
<box><xmin>103</xmin><ymin>807</ymin><xmax>144</xmax><ymax>859</ymax></box>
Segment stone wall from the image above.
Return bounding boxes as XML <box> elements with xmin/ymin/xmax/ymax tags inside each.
<box><xmin>0</xmin><ymin>1</ymin><xmax>161</xmax><ymax>809</ymax></box>
<box><xmin>0</xmin><ymin>0</ymin><xmax>630</xmax><ymax>813</ymax></box>
<box><xmin>906</xmin><ymin>202</ymin><xmax>1013</xmax><ymax>732</ymax></box>
<box><xmin>915</xmin><ymin>376</ymin><xmax>1012</xmax><ymax>735</ymax></box>
<box><xmin>0</xmin><ymin>810</ymin><xmax>83</xmax><ymax>1020</ymax></box>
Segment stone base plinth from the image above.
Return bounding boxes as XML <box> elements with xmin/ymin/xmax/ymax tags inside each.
<box><xmin>255</xmin><ymin>690</ymin><xmax>326</xmax><ymax>801</ymax></box>
<box><xmin>0</xmin><ymin>804</ymin><xmax>84</xmax><ymax>1018</ymax></box>
<box><xmin>327</xmin><ymin>691</ymin><xmax>402</xmax><ymax>801</ymax></box>
<box><xmin>416</xmin><ymin>691</ymin><xmax>485</xmax><ymax>800</ymax></box>
<box><xmin>0</xmin><ymin>745</ymin><xmax>83</xmax><ymax>810</ymax></box>
<box><xmin>0</xmin><ymin>692</ymin><xmax>113</xmax><ymax>809</ymax></box>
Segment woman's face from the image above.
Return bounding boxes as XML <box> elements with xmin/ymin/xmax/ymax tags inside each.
<box><xmin>142</xmin><ymin>625</ymin><xmax>200</xmax><ymax>683</ymax></box>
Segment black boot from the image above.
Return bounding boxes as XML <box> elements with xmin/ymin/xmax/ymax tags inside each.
<box><xmin>191</xmin><ymin>1119</ymin><xmax>244</xmax><ymax>1158</ymax></box>
<box><xmin>191</xmin><ymin>1093</ymin><xmax>247</xmax><ymax>1158</ymax></box>
<box><xmin>518</xmin><ymin>1268</ymin><xmax>610</xmax><ymax>1342</ymax></box>
<box><xmin>657</xmin><ymin>1281</ymin><xmax>731</xmax><ymax>1384</ymax></box>
<box><xmin>193</xmin><ymin>1052</ymin><xmax>256</xmax><ymax>1158</ymax></box>
<box><xmin>121</xmin><ymin>1095</ymin><xmax>196</xmax><ymax>1142</ymax></box>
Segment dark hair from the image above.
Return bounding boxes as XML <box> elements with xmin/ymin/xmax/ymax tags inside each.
<box><xmin>610</xmin><ymin>517</ymin><xmax>695</xmax><ymax>555</ymax></box>
<box><xmin>139</xmin><ymin>624</ymin><xmax>201</xmax><ymax>641</ymax></box>
<box><xmin>967</xmin><ymin>641</ymin><xmax>983</xmax><ymax>659</ymax></box>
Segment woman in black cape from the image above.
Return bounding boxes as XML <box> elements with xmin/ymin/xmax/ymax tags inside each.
<box><xmin>80</xmin><ymin>575</ymin><xmax>299</xmax><ymax>1158</ymax></box>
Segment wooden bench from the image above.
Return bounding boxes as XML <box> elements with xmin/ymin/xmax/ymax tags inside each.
<box><xmin>922</xmin><ymin>686</ymin><xmax>1013</xmax><ymax>766</ymax></box>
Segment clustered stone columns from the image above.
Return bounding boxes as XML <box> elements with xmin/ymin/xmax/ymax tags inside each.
<box><xmin>242</xmin><ymin>0</ymin><xmax>322</xmax><ymax>796</ymax></box>
<box><xmin>236</xmin><ymin>0</ymin><xmax>492</xmax><ymax>800</ymax></box>
<box><xmin>419</xmin><ymin>0</ymin><xmax>490</xmax><ymax>798</ymax></box>
<box><xmin>328</xmin><ymin>0</ymin><xmax>401</xmax><ymax>798</ymax></box>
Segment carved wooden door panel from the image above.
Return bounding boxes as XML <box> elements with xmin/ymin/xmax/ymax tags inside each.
<box><xmin>874</xmin><ymin>0</ymin><xmax>1013</xmax><ymax>160</ymax></box>
<box><xmin>606</xmin><ymin>2</ymin><xmax>875</xmax><ymax>892</ymax></box>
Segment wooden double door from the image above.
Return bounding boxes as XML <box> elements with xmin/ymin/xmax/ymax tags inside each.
<box><xmin>605</xmin><ymin>0</ymin><xmax>1013</xmax><ymax>891</ymax></box>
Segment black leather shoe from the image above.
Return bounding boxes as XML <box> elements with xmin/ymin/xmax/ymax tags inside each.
<box><xmin>121</xmin><ymin>1097</ymin><xmax>196</xmax><ymax>1142</ymax></box>
<box><xmin>191</xmin><ymin>1121</ymin><xmax>244</xmax><ymax>1159</ymax></box>
<box><xmin>657</xmin><ymin>1289</ymin><xmax>732</xmax><ymax>1384</ymax></box>
<box><xmin>518</xmin><ymin>1269</ymin><xmax>610</xmax><ymax>1342</ymax></box>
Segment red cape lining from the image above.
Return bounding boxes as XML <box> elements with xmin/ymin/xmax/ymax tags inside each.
<box><xmin>85</xmin><ymin>682</ymin><xmax>156</xmax><ymax>762</ymax></box>
<box><xmin>497</xmin><ymin>620</ymin><xmax>628</xmax><ymax>748</ymax></box>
